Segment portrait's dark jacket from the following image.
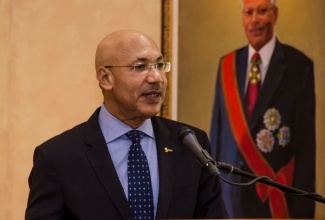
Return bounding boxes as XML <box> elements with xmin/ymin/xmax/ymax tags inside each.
<box><xmin>210</xmin><ymin>39</ymin><xmax>315</xmax><ymax>218</ymax></box>
<box><xmin>26</xmin><ymin>107</ymin><xmax>228</xmax><ymax>219</ymax></box>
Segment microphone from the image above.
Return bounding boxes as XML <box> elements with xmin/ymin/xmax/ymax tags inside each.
<box><xmin>177</xmin><ymin>127</ymin><xmax>220</xmax><ymax>176</ymax></box>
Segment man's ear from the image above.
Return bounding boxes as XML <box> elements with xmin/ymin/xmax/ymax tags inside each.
<box><xmin>96</xmin><ymin>67</ymin><xmax>113</xmax><ymax>90</ymax></box>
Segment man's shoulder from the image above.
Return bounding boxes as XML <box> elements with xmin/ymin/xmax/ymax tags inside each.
<box><xmin>36</xmin><ymin>108</ymin><xmax>100</xmax><ymax>151</ymax></box>
<box><xmin>279</xmin><ymin>42</ymin><xmax>313</xmax><ymax>63</ymax></box>
<box><xmin>220</xmin><ymin>46</ymin><xmax>247</xmax><ymax>60</ymax></box>
<box><xmin>38</xmin><ymin>121</ymin><xmax>88</xmax><ymax>150</ymax></box>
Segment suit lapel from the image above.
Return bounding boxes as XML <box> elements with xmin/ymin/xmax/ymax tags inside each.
<box><xmin>151</xmin><ymin>117</ymin><xmax>176</xmax><ymax>219</ymax></box>
<box><xmin>84</xmin><ymin>108</ymin><xmax>134</xmax><ymax>220</ymax></box>
<box><xmin>249</xmin><ymin>40</ymin><xmax>286</xmax><ymax>129</ymax></box>
<box><xmin>236</xmin><ymin>47</ymin><xmax>249</xmax><ymax>103</ymax></box>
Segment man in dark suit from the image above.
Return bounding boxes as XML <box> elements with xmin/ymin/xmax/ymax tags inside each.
<box><xmin>26</xmin><ymin>30</ymin><xmax>228</xmax><ymax>219</ymax></box>
<box><xmin>210</xmin><ymin>0</ymin><xmax>315</xmax><ymax>218</ymax></box>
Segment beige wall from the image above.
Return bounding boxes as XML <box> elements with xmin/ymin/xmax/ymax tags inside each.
<box><xmin>0</xmin><ymin>0</ymin><xmax>161</xmax><ymax>219</ymax></box>
<box><xmin>178</xmin><ymin>0</ymin><xmax>325</xmax><ymax>218</ymax></box>
<box><xmin>2</xmin><ymin>0</ymin><xmax>325</xmax><ymax>219</ymax></box>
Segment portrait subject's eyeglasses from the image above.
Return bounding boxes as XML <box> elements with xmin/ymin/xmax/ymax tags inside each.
<box><xmin>104</xmin><ymin>62</ymin><xmax>171</xmax><ymax>74</ymax></box>
<box><xmin>242</xmin><ymin>6</ymin><xmax>275</xmax><ymax>18</ymax></box>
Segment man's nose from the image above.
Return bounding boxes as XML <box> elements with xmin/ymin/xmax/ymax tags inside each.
<box><xmin>251</xmin><ymin>11</ymin><xmax>260</xmax><ymax>22</ymax></box>
<box><xmin>147</xmin><ymin>65</ymin><xmax>165</xmax><ymax>83</ymax></box>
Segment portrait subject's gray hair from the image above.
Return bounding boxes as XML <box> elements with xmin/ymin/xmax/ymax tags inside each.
<box><xmin>242</xmin><ymin>0</ymin><xmax>277</xmax><ymax>8</ymax></box>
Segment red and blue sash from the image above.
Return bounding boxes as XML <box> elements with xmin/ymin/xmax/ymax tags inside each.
<box><xmin>220</xmin><ymin>52</ymin><xmax>295</xmax><ymax>218</ymax></box>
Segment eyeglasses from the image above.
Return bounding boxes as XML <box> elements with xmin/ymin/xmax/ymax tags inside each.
<box><xmin>242</xmin><ymin>6</ymin><xmax>275</xmax><ymax>18</ymax></box>
<box><xmin>104</xmin><ymin>62</ymin><xmax>171</xmax><ymax>74</ymax></box>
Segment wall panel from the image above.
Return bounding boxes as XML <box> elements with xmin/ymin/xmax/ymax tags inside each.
<box><xmin>0</xmin><ymin>1</ymin><xmax>161</xmax><ymax>219</ymax></box>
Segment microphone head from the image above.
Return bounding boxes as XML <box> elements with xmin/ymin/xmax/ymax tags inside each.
<box><xmin>177</xmin><ymin>127</ymin><xmax>194</xmax><ymax>143</ymax></box>
<box><xmin>177</xmin><ymin>126</ymin><xmax>219</xmax><ymax>175</ymax></box>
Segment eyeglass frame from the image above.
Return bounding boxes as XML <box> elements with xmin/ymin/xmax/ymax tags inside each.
<box><xmin>104</xmin><ymin>62</ymin><xmax>171</xmax><ymax>73</ymax></box>
<box><xmin>242</xmin><ymin>5</ymin><xmax>275</xmax><ymax>17</ymax></box>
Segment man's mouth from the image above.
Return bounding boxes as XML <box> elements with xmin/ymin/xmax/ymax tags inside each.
<box><xmin>249</xmin><ymin>26</ymin><xmax>264</xmax><ymax>36</ymax></box>
<box><xmin>143</xmin><ymin>90</ymin><xmax>161</xmax><ymax>97</ymax></box>
<box><xmin>146</xmin><ymin>93</ymin><xmax>159</xmax><ymax>97</ymax></box>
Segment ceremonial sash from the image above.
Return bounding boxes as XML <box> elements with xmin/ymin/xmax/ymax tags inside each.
<box><xmin>220</xmin><ymin>52</ymin><xmax>295</xmax><ymax>218</ymax></box>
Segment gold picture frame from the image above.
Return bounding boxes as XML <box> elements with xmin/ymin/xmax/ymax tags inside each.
<box><xmin>160</xmin><ymin>0</ymin><xmax>173</xmax><ymax>119</ymax></box>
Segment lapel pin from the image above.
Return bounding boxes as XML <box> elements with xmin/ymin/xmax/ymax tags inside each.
<box><xmin>164</xmin><ymin>147</ymin><xmax>173</xmax><ymax>153</ymax></box>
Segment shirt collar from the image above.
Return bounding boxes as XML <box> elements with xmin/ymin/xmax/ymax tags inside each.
<box><xmin>248</xmin><ymin>34</ymin><xmax>276</xmax><ymax>67</ymax></box>
<box><xmin>98</xmin><ymin>103</ymin><xmax>155</xmax><ymax>143</ymax></box>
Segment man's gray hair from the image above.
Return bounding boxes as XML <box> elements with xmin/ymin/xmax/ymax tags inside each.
<box><xmin>242</xmin><ymin>0</ymin><xmax>277</xmax><ymax>7</ymax></box>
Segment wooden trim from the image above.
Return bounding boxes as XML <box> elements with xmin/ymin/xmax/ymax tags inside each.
<box><xmin>161</xmin><ymin>0</ymin><xmax>173</xmax><ymax>119</ymax></box>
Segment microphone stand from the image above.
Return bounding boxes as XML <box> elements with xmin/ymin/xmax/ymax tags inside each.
<box><xmin>176</xmin><ymin>126</ymin><xmax>325</xmax><ymax>204</ymax></box>
<box><xmin>213</xmin><ymin>161</ymin><xmax>325</xmax><ymax>204</ymax></box>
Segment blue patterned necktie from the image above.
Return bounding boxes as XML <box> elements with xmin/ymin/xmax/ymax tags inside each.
<box><xmin>126</xmin><ymin>130</ymin><xmax>154</xmax><ymax>220</ymax></box>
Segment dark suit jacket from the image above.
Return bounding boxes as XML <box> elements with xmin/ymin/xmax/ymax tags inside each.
<box><xmin>210</xmin><ymin>39</ymin><xmax>315</xmax><ymax>218</ymax></box>
<box><xmin>26</xmin><ymin>107</ymin><xmax>228</xmax><ymax>219</ymax></box>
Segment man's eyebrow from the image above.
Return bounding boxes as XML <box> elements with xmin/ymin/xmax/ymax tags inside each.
<box><xmin>134</xmin><ymin>55</ymin><xmax>164</xmax><ymax>63</ymax></box>
<box><xmin>156</xmin><ymin>55</ymin><xmax>164</xmax><ymax>61</ymax></box>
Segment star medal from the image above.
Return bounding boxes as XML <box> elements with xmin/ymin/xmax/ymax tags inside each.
<box><xmin>277</xmin><ymin>126</ymin><xmax>291</xmax><ymax>147</ymax></box>
<box><xmin>248</xmin><ymin>65</ymin><xmax>261</xmax><ymax>84</ymax></box>
<box><xmin>256</xmin><ymin>129</ymin><xmax>275</xmax><ymax>153</ymax></box>
<box><xmin>263</xmin><ymin>108</ymin><xmax>281</xmax><ymax>131</ymax></box>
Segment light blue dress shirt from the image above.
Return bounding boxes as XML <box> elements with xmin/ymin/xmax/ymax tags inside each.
<box><xmin>98</xmin><ymin>103</ymin><xmax>159</xmax><ymax>217</ymax></box>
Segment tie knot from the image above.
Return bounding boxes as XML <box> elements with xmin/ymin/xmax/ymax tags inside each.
<box><xmin>126</xmin><ymin>130</ymin><xmax>143</xmax><ymax>144</ymax></box>
<box><xmin>251</xmin><ymin>52</ymin><xmax>262</xmax><ymax>65</ymax></box>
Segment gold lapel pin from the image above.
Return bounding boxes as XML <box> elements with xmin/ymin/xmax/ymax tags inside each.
<box><xmin>164</xmin><ymin>147</ymin><xmax>173</xmax><ymax>153</ymax></box>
